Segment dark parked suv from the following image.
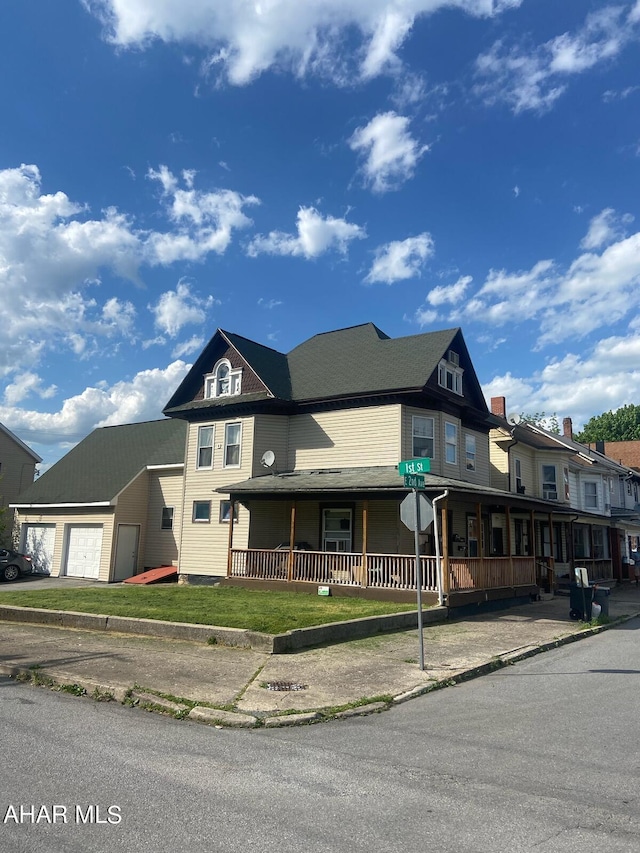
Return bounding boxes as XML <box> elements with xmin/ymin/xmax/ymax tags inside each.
<box><xmin>0</xmin><ymin>549</ymin><xmax>33</xmax><ymax>582</ymax></box>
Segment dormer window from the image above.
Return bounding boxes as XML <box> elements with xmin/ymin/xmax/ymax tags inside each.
<box><xmin>438</xmin><ymin>355</ymin><xmax>463</xmax><ymax>395</ymax></box>
<box><xmin>204</xmin><ymin>359</ymin><xmax>242</xmax><ymax>399</ymax></box>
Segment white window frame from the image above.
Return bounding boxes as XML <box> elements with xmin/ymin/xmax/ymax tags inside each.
<box><xmin>196</xmin><ymin>425</ymin><xmax>214</xmax><ymax>470</ymax></box>
<box><xmin>445</xmin><ymin>421</ymin><xmax>457</xmax><ymax>465</ymax></box>
<box><xmin>465</xmin><ymin>434</ymin><xmax>476</xmax><ymax>471</ymax></box>
<box><xmin>515</xmin><ymin>458</ymin><xmax>523</xmax><ymax>493</ymax></box>
<box><xmin>437</xmin><ymin>358</ymin><xmax>463</xmax><ymax>395</ymax></box>
<box><xmin>584</xmin><ymin>481</ymin><xmax>598</xmax><ymax>510</ymax></box>
<box><xmin>223</xmin><ymin>422</ymin><xmax>242</xmax><ymax>468</ymax></box>
<box><xmin>192</xmin><ymin>501</ymin><xmax>211</xmax><ymax>523</ymax></box>
<box><xmin>542</xmin><ymin>464</ymin><xmax>558</xmax><ymax>501</ymax></box>
<box><xmin>412</xmin><ymin>415</ymin><xmax>434</xmax><ymax>460</ymax></box>
<box><xmin>204</xmin><ymin>359</ymin><xmax>242</xmax><ymax>399</ymax></box>
<box><xmin>322</xmin><ymin>507</ymin><xmax>353</xmax><ymax>553</ymax></box>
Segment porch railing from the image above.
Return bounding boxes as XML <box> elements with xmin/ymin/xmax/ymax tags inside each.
<box><xmin>230</xmin><ymin>549</ymin><xmax>439</xmax><ymax>591</ymax></box>
<box><xmin>449</xmin><ymin>556</ymin><xmax>536</xmax><ymax>591</ymax></box>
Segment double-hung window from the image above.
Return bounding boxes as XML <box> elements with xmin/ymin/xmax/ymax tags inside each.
<box><xmin>437</xmin><ymin>358</ymin><xmax>463</xmax><ymax>395</ymax></box>
<box><xmin>161</xmin><ymin>507</ymin><xmax>174</xmax><ymax>530</ymax></box>
<box><xmin>465</xmin><ymin>434</ymin><xmax>476</xmax><ymax>471</ymax></box>
<box><xmin>412</xmin><ymin>416</ymin><xmax>434</xmax><ymax>459</ymax></box>
<box><xmin>445</xmin><ymin>422</ymin><xmax>457</xmax><ymax>465</ymax></box>
<box><xmin>515</xmin><ymin>458</ymin><xmax>523</xmax><ymax>493</ymax></box>
<box><xmin>224</xmin><ymin>422</ymin><xmax>241</xmax><ymax>467</ymax></box>
<box><xmin>542</xmin><ymin>465</ymin><xmax>557</xmax><ymax>501</ymax></box>
<box><xmin>197</xmin><ymin>425</ymin><xmax>214</xmax><ymax>469</ymax></box>
<box><xmin>584</xmin><ymin>481</ymin><xmax>598</xmax><ymax>510</ymax></box>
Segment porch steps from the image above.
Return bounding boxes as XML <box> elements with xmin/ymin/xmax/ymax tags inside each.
<box><xmin>123</xmin><ymin>566</ymin><xmax>178</xmax><ymax>585</ymax></box>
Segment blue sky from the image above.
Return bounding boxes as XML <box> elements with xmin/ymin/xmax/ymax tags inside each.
<box><xmin>1</xmin><ymin>0</ymin><xmax>640</xmax><ymax>470</ymax></box>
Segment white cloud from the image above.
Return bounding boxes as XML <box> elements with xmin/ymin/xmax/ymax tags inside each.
<box><xmin>427</xmin><ymin>275</ymin><xmax>472</xmax><ymax>306</ymax></box>
<box><xmin>442</xmin><ymin>213</ymin><xmax>640</xmax><ymax>348</ymax></box>
<box><xmin>349</xmin><ymin>112</ymin><xmax>429</xmax><ymax>193</ymax></box>
<box><xmin>3</xmin><ymin>372</ymin><xmax>57</xmax><ymax>406</ymax></box>
<box><xmin>247</xmin><ymin>206</ymin><xmax>366</xmax><ymax>259</ymax></box>
<box><xmin>414</xmin><ymin>307</ymin><xmax>438</xmax><ymax>327</ymax></box>
<box><xmin>0</xmin><ymin>164</ymin><xmax>256</xmax><ymax>380</ymax></box>
<box><xmin>85</xmin><ymin>1</ymin><xmax>522</xmax><ymax>86</ymax></box>
<box><xmin>365</xmin><ymin>233</ymin><xmax>434</xmax><ymax>284</ymax></box>
<box><xmin>483</xmin><ymin>333</ymin><xmax>640</xmax><ymax>432</ymax></box>
<box><xmin>0</xmin><ymin>360</ymin><xmax>191</xmax><ymax>453</ymax></box>
<box><xmin>172</xmin><ymin>335</ymin><xmax>204</xmax><ymax>358</ymax></box>
<box><xmin>475</xmin><ymin>4</ymin><xmax>640</xmax><ymax>113</ymax></box>
<box><xmin>146</xmin><ymin>166</ymin><xmax>259</xmax><ymax>262</ymax></box>
<box><xmin>580</xmin><ymin>208</ymin><xmax>634</xmax><ymax>250</ymax></box>
<box><xmin>149</xmin><ymin>280</ymin><xmax>214</xmax><ymax>338</ymax></box>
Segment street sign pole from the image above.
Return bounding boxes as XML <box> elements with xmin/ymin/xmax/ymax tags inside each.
<box><xmin>413</xmin><ymin>488</ymin><xmax>425</xmax><ymax>671</ymax></box>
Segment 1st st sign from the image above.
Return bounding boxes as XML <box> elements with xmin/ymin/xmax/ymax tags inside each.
<box><xmin>398</xmin><ymin>458</ymin><xmax>431</xmax><ymax>476</ymax></box>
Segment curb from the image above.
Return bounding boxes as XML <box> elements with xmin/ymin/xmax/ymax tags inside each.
<box><xmin>0</xmin><ymin>603</ymin><xmax>447</xmax><ymax>653</ymax></box>
<box><xmin>3</xmin><ymin>611</ymin><xmax>638</xmax><ymax>729</ymax></box>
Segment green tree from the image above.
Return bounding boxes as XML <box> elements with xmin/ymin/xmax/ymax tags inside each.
<box><xmin>576</xmin><ymin>404</ymin><xmax>640</xmax><ymax>442</ymax></box>
<box><xmin>520</xmin><ymin>411</ymin><xmax>560</xmax><ymax>434</ymax></box>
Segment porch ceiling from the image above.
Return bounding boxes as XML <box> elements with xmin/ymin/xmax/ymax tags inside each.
<box><xmin>217</xmin><ymin>465</ymin><xmax>562</xmax><ymax>508</ymax></box>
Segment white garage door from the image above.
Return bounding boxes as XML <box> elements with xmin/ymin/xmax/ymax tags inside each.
<box><xmin>22</xmin><ymin>524</ymin><xmax>56</xmax><ymax>574</ymax></box>
<box><xmin>64</xmin><ymin>525</ymin><xmax>103</xmax><ymax>579</ymax></box>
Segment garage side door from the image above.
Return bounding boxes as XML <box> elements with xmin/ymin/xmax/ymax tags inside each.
<box><xmin>64</xmin><ymin>525</ymin><xmax>103</xmax><ymax>579</ymax></box>
<box><xmin>22</xmin><ymin>524</ymin><xmax>56</xmax><ymax>574</ymax></box>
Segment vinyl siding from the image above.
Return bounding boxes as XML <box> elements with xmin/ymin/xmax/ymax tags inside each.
<box><xmin>252</xmin><ymin>414</ymin><xmax>289</xmax><ymax>475</ymax></box>
<box><xmin>17</xmin><ymin>508</ymin><xmax>115</xmax><ymax>581</ymax></box>
<box><xmin>179</xmin><ymin>417</ymin><xmax>254</xmax><ymax>576</ymax></box>
<box><xmin>112</xmin><ymin>471</ymin><xmax>149</xmax><ymax>577</ymax></box>
<box><xmin>144</xmin><ymin>469</ymin><xmax>183</xmax><ymax>568</ymax></box>
<box><xmin>0</xmin><ymin>432</ymin><xmax>37</xmax><ymax>510</ymax></box>
<box><xmin>287</xmin><ymin>405</ymin><xmax>401</xmax><ymax>470</ymax></box>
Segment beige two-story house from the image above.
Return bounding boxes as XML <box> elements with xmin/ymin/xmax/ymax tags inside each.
<box><xmin>165</xmin><ymin>324</ymin><xmax>553</xmax><ymax>607</ymax></box>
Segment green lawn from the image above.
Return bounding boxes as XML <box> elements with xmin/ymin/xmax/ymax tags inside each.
<box><xmin>0</xmin><ymin>585</ymin><xmax>416</xmax><ymax>635</ymax></box>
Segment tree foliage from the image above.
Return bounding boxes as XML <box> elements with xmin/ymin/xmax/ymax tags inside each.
<box><xmin>520</xmin><ymin>411</ymin><xmax>560</xmax><ymax>434</ymax></box>
<box><xmin>576</xmin><ymin>404</ymin><xmax>640</xmax><ymax>442</ymax></box>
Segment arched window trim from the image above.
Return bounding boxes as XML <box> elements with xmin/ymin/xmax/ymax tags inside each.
<box><xmin>204</xmin><ymin>359</ymin><xmax>242</xmax><ymax>399</ymax></box>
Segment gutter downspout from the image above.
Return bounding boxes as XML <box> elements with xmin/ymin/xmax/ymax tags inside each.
<box><xmin>433</xmin><ymin>490</ymin><xmax>449</xmax><ymax>606</ymax></box>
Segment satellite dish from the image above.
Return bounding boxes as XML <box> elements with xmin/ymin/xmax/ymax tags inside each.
<box><xmin>261</xmin><ymin>450</ymin><xmax>276</xmax><ymax>469</ymax></box>
<box><xmin>507</xmin><ymin>412</ymin><xmax>521</xmax><ymax>425</ymax></box>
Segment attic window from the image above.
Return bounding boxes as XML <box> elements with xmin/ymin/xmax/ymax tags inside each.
<box><xmin>204</xmin><ymin>359</ymin><xmax>242</xmax><ymax>399</ymax></box>
<box><xmin>438</xmin><ymin>358</ymin><xmax>463</xmax><ymax>395</ymax></box>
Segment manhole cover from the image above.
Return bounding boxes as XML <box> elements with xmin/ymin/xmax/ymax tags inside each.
<box><xmin>265</xmin><ymin>681</ymin><xmax>307</xmax><ymax>691</ymax></box>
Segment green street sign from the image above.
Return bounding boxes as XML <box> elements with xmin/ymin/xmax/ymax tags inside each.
<box><xmin>404</xmin><ymin>474</ymin><xmax>425</xmax><ymax>489</ymax></box>
<box><xmin>398</xmin><ymin>458</ymin><xmax>431</xmax><ymax>475</ymax></box>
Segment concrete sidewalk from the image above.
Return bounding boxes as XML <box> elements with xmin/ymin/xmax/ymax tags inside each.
<box><xmin>1</xmin><ymin>584</ymin><xmax>639</xmax><ymax>727</ymax></box>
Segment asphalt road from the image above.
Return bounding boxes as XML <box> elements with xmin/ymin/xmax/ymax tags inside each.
<box><xmin>2</xmin><ymin>618</ymin><xmax>639</xmax><ymax>853</ymax></box>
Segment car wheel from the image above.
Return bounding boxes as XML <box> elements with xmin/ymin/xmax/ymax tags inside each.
<box><xmin>2</xmin><ymin>564</ymin><xmax>20</xmax><ymax>582</ymax></box>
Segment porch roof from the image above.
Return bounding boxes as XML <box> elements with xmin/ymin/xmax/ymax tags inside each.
<box><xmin>218</xmin><ymin>465</ymin><xmax>563</xmax><ymax>508</ymax></box>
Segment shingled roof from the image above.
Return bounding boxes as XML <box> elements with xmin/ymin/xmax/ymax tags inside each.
<box><xmin>164</xmin><ymin>323</ymin><xmax>487</xmax><ymax>414</ymax></box>
<box><xmin>13</xmin><ymin>419</ymin><xmax>186</xmax><ymax>506</ymax></box>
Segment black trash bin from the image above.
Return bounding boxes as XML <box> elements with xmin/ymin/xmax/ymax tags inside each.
<box><xmin>592</xmin><ymin>585</ymin><xmax>610</xmax><ymax>617</ymax></box>
<box><xmin>569</xmin><ymin>582</ymin><xmax>593</xmax><ymax>621</ymax></box>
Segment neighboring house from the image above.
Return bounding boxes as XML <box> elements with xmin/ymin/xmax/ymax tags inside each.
<box><xmin>12</xmin><ymin>419</ymin><xmax>186</xmax><ymax>579</ymax></box>
<box><xmin>489</xmin><ymin>398</ymin><xmax>640</xmax><ymax>585</ymax></box>
<box><xmin>0</xmin><ymin>422</ymin><xmax>41</xmax><ymax>542</ymax></box>
<box><xmin>163</xmin><ymin>324</ymin><xmax>557</xmax><ymax>607</ymax></box>
<box><xmin>601</xmin><ymin>440</ymin><xmax>640</xmax><ymax>474</ymax></box>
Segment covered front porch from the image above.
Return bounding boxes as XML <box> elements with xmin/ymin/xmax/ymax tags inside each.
<box><xmin>220</xmin><ymin>466</ymin><xmax>557</xmax><ymax>607</ymax></box>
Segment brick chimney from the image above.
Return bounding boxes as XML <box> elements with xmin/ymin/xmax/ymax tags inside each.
<box><xmin>563</xmin><ymin>417</ymin><xmax>573</xmax><ymax>438</ymax></box>
<box><xmin>491</xmin><ymin>396</ymin><xmax>506</xmax><ymax>418</ymax></box>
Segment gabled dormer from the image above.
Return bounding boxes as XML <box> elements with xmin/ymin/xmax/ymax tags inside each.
<box><xmin>163</xmin><ymin>329</ymin><xmax>290</xmax><ymax>417</ymax></box>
